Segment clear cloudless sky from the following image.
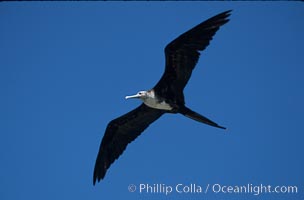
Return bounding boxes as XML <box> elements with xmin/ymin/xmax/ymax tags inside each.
<box><xmin>1</xmin><ymin>2</ymin><xmax>303</xmax><ymax>200</ymax></box>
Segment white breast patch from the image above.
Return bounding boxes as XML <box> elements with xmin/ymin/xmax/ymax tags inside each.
<box><xmin>143</xmin><ymin>98</ymin><xmax>173</xmax><ymax>111</ymax></box>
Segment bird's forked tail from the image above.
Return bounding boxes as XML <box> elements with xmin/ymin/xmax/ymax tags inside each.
<box><xmin>180</xmin><ymin>106</ymin><xmax>226</xmax><ymax>129</ymax></box>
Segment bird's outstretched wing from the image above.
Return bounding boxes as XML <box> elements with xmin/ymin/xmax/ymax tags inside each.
<box><xmin>154</xmin><ymin>10</ymin><xmax>231</xmax><ymax>101</ymax></box>
<box><xmin>93</xmin><ymin>104</ymin><xmax>164</xmax><ymax>185</ymax></box>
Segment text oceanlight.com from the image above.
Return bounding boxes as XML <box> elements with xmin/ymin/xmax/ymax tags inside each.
<box><xmin>128</xmin><ymin>183</ymin><xmax>299</xmax><ymax>196</ymax></box>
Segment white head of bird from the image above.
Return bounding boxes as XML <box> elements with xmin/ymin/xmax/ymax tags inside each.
<box><xmin>125</xmin><ymin>90</ymin><xmax>151</xmax><ymax>100</ymax></box>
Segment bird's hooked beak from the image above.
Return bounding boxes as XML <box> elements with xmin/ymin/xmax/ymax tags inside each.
<box><xmin>125</xmin><ymin>94</ymin><xmax>141</xmax><ymax>99</ymax></box>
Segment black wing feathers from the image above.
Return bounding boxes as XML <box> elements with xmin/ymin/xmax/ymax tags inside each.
<box><xmin>93</xmin><ymin>104</ymin><xmax>164</xmax><ymax>185</ymax></box>
<box><xmin>154</xmin><ymin>10</ymin><xmax>231</xmax><ymax>99</ymax></box>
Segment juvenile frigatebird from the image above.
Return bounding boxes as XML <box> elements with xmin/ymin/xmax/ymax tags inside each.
<box><xmin>93</xmin><ymin>10</ymin><xmax>231</xmax><ymax>185</ymax></box>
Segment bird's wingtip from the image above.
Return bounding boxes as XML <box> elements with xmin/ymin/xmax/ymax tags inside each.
<box><xmin>220</xmin><ymin>10</ymin><xmax>232</xmax><ymax>18</ymax></box>
<box><xmin>93</xmin><ymin>176</ymin><xmax>97</xmax><ymax>186</ymax></box>
<box><xmin>223</xmin><ymin>9</ymin><xmax>232</xmax><ymax>14</ymax></box>
<box><xmin>93</xmin><ymin>176</ymin><xmax>102</xmax><ymax>186</ymax></box>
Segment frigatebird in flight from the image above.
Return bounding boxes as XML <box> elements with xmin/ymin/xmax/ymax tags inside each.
<box><xmin>93</xmin><ymin>10</ymin><xmax>231</xmax><ymax>185</ymax></box>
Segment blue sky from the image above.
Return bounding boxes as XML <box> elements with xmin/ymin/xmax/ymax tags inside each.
<box><xmin>1</xmin><ymin>2</ymin><xmax>303</xmax><ymax>200</ymax></box>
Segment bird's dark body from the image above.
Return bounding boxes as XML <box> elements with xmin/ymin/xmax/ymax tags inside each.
<box><xmin>93</xmin><ymin>10</ymin><xmax>231</xmax><ymax>185</ymax></box>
